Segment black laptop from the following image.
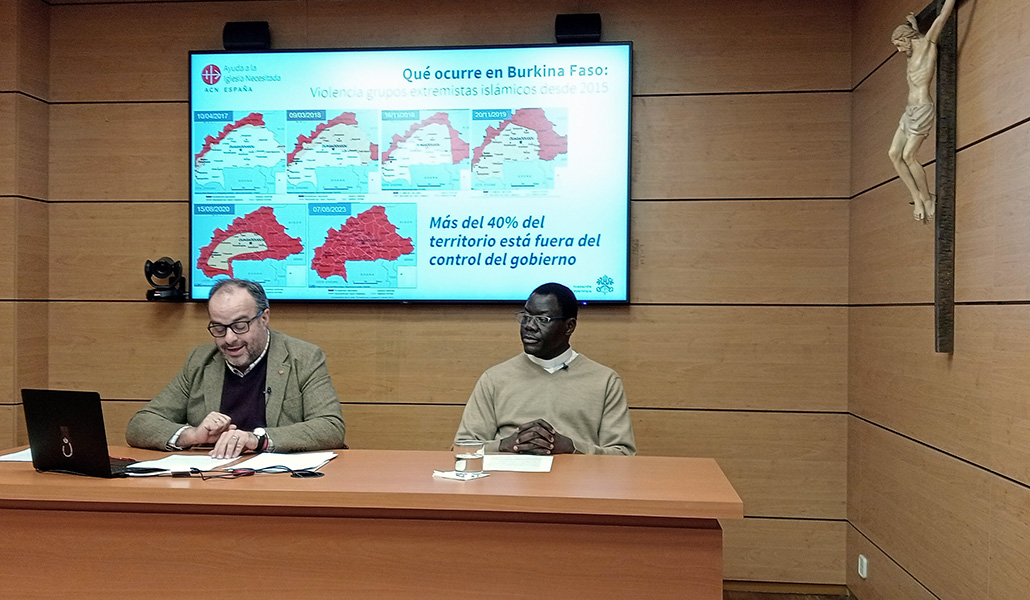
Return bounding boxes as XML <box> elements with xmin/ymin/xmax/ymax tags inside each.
<box><xmin>21</xmin><ymin>388</ymin><xmax>141</xmax><ymax>478</ymax></box>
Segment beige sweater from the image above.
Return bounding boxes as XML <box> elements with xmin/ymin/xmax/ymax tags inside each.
<box><xmin>455</xmin><ymin>353</ymin><xmax>636</xmax><ymax>455</ymax></box>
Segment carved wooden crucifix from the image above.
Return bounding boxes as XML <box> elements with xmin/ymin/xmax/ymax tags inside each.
<box><xmin>906</xmin><ymin>0</ymin><xmax>957</xmax><ymax>353</ymax></box>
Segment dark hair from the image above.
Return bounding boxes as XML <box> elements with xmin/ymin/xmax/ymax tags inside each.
<box><xmin>209</xmin><ymin>278</ymin><xmax>270</xmax><ymax>312</ymax></box>
<box><xmin>530</xmin><ymin>282</ymin><xmax>578</xmax><ymax>319</ymax></box>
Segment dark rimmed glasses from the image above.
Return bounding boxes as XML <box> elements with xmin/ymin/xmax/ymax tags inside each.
<box><xmin>207</xmin><ymin>309</ymin><xmax>265</xmax><ymax>338</ymax></box>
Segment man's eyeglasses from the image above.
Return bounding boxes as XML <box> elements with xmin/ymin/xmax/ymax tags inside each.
<box><xmin>515</xmin><ymin>311</ymin><xmax>571</xmax><ymax>327</ymax></box>
<box><xmin>207</xmin><ymin>310</ymin><xmax>265</xmax><ymax>338</ymax></box>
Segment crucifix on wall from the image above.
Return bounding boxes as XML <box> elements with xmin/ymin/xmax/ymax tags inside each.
<box><xmin>887</xmin><ymin>0</ymin><xmax>958</xmax><ymax>353</ymax></box>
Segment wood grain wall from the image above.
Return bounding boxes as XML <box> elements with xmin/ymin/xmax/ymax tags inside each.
<box><xmin>848</xmin><ymin>0</ymin><xmax>1030</xmax><ymax>599</ymax></box>
<box><xmin>0</xmin><ymin>0</ymin><xmax>48</xmax><ymax>449</ymax></box>
<box><xmin>2</xmin><ymin>0</ymin><xmax>852</xmax><ymax>587</ymax></box>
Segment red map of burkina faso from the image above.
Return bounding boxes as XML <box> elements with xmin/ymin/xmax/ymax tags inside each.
<box><xmin>311</xmin><ymin>205</ymin><xmax>414</xmax><ymax>281</ymax></box>
<box><xmin>195</xmin><ymin>112</ymin><xmax>266</xmax><ymax>166</ymax></box>
<box><xmin>472</xmin><ymin>108</ymin><xmax>567</xmax><ymax>165</ymax></box>
<box><xmin>381</xmin><ymin>112</ymin><xmax>470</xmax><ymax>164</ymax></box>
<box><xmin>286</xmin><ymin>112</ymin><xmax>379</xmax><ymax>164</ymax></box>
<box><xmin>197</xmin><ymin>206</ymin><xmax>303</xmax><ymax>278</ymax></box>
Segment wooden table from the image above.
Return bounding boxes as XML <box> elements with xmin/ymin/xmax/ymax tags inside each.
<box><xmin>0</xmin><ymin>447</ymin><xmax>742</xmax><ymax>599</ymax></box>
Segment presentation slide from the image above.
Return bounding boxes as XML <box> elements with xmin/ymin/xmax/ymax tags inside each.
<box><xmin>189</xmin><ymin>43</ymin><xmax>631</xmax><ymax>302</ymax></box>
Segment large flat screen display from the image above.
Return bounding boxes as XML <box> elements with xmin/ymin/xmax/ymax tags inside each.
<box><xmin>189</xmin><ymin>43</ymin><xmax>631</xmax><ymax>302</ymax></box>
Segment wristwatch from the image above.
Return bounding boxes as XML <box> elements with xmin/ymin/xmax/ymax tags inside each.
<box><xmin>253</xmin><ymin>427</ymin><xmax>268</xmax><ymax>453</ymax></box>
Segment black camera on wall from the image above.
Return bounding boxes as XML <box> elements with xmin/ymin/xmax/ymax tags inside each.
<box><xmin>145</xmin><ymin>257</ymin><xmax>187</xmax><ymax>301</ymax></box>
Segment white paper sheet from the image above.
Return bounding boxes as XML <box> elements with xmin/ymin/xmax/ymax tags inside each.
<box><xmin>127</xmin><ymin>454</ymin><xmax>238</xmax><ymax>473</ymax></box>
<box><xmin>229</xmin><ymin>451</ymin><xmax>336</xmax><ymax>472</ymax></box>
<box><xmin>483</xmin><ymin>454</ymin><xmax>553</xmax><ymax>472</ymax></box>
<box><xmin>0</xmin><ymin>448</ymin><xmax>33</xmax><ymax>462</ymax></box>
<box><xmin>432</xmin><ymin>470</ymin><xmax>490</xmax><ymax>481</ymax></box>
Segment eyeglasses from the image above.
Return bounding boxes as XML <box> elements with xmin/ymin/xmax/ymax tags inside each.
<box><xmin>207</xmin><ymin>309</ymin><xmax>265</xmax><ymax>338</ymax></box>
<box><xmin>188</xmin><ymin>465</ymin><xmax>324</xmax><ymax>480</ymax></box>
<box><xmin>515</xmin><ymin>311</ymin><xmax>571</xmax><ymax>327</ymax></box>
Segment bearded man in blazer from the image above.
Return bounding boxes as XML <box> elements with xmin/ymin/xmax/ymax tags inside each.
<box><xmin>126</xmin><ymin>279</ymin><xmax>345</xmax><ymax>458</ymax></box>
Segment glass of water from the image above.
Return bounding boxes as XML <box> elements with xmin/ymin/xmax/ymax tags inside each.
<box><xmin>453</xmin><ymin>439</ymin><xmax>485</xmax><ymax>475</ymax></box>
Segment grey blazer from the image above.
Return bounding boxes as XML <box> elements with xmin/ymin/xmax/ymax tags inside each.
<box><xmin>126</xmin><ymin>330</ymin><xmax>346</xmax><ymax>452</ymax></box>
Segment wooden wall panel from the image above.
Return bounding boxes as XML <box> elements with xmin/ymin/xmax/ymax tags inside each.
<box><xmin>0</xmin><ymin>0</ymin><xmax>47</xmax><ymax>95</ymax></box>
<box><xmin>0</xmin><ymin>302</ymin><xmax>37</xmax><ymax>441</ymax></box>
<box><xmin>850</xmin><ymin>305</ymin><xmax>1030</xmax><ymax>486</ymax></box>
<box><xmin>587</xmin><ymin>306</ymin><xmax>846</xmax><ymax>412</ymax></box>
<box><xmin>14</xmin><ymin>0</ymin><xmax>48</xmax><ymax>100</ymax></box>
<box><xmin>48</xmin><ymin>0</ymin><xmax>850</xmax><ymax>102</ymax></box>
<box><xmin>846</xmin><ymin>525</ymin><xmax>937</xmax><ymax>600</ymax></box>
<box><xmin>305</xmin><ymin>1</ymin><xmax>574</xmax><ymax>63</ymax></box>
<box><xmin>313</xmin><ymin>0</ymin><xmax>850</xmax><ymax>95</ymax></box>
<box><xmin>48</xmin><ymin>301</ymin><xmax>212</xmax><ymax>401</ymax></box>
<box><xmin>848</xmin><ymin>170</ymin><xmax>935</xmax><ymax>305</ymax></box>
<box><xmin>848</xmin><ymin>417</ymin><xmax>1030</xmax><ymax>600</ymax></box>
<box><xmin>850</xmin><ymin>53</ymin><xmax>935</xmax><ymax>197</ymax></box>
<box><xmin>15</xmin><ymin>198</ymin><xmax>47</xmax><ymax>299</ymax></box>
<box><xmin>0</xmin><ymin>95</ymin><xmax>14</xmax><ymax>195</ymax></box>
<box><xmin>848</xmin><ymin>417</ymin><xmax>989</xmax><ymax>600</ymax></box>
<box><xmin>15</xmin><ymin>301</ymin><xmax>47</xmax><ymax>396</ymax></box>
<box><xmin>632</xmin><ymin>200</ymin><xmax>848</xmax><ymax>304</ymax></box>
<box><xmin>723</xmin><ymin>518</ymin><xmax>846</xmax><ymax>585</ymax></box>
<box><xmin>0</xmin><ymin>2</ymin><xmax>15</xmax><ymax>91</ymax></box>
<box><xmin>0</xmin><ymin>199</ymin><xmax>14</xmax><ymax>299</ymax></box>
<box><xmin>49</xmin><ymin>1</ymin><xmax>305</xmax><ymax>103</ymax></box>
<box><xmin>976</xmin><ymin>306</ymin><xmax>1030</xmax><ymax>486</ymax></box>
<box><xmin>15</xmin><ymin>95</ymin><xmax>46</xmax><ymax>200</ymax></box>
<box><xmin>49</xmin><ymin>103</ymin><xmax>186</xmax><ymax>201</ymax></box>
<box><xmin>48</xmin><ymin>302</ymin><xmax>845</xmax><ymax>413</ymax></box>
<box><xmin>49</xmin><ymin>202</ymin><xmax>186</xmax><ymax>300</ymax></box>
<box><xmin>850</xmin><ymin>0</ymin><xmax>927</xmax><ymax>89</ymax></box>
<box><xmin>990</xmin><ymin>477</ymin><xmax>1030</xmax><ymax>600</ymax></box>
<box><xmin>955</xmin><ymin>0</ymin><xmax>1030</xmax><ymax>148</ymax></box>
<box><xmin>635</xmin><ymin>410</ymin><xmax>845</xmax><ymax>519</ymax></box>
<box><xmin>0</xmin><ymin>406</ymin><xmax>15</xmax><ymax>450</ymax></box>
<box><xmin>600</xmin><ymin>0</ymin><xmax>850</xmax><ymax>94</ymax></box>
<box><xmin>0</xmin><ymin>406</ymin><xmax>23</xmax><ymax>450</ymax></box>
<box><xmin>334</xmin><ymin>404</ymin><xmax>463</xmax><ymax>451</ymax></box>
<box><xmin>634</xmin><ymin>94</ymin><xmax>850</xmax><ymax>200</ymax></box>
<box><xmin>955</xmin><ymin>123</ymin><xmax>1030</xmax><ymax>302</ymax></box>
<box><xmin>0</xmin><ymin>303</ymin><xmax>14</xmax><ymax>405</ymax></box>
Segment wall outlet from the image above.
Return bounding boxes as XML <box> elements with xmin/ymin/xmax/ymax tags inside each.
<box><xmin>858</xmin><ymin>554</ymin><xmax>869</xmax><ymax>579</ymax></box>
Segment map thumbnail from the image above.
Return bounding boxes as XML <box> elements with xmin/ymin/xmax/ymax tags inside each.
<box><xmin>471</xmin><ymin>108</ymin><xmax>568</xmax><ymax>190</ymax></box>
<box><xmin>195</xmin><ymin>205</ymin><xmax>304</xmax><ymax>284</ymax></box>
<box><xmin>381</xmin><ymin>110</ymin><xmax>469</xmax><ymax>191</ymax></box>
<box><xmin>286</xmin><ymin>111</ymin><xmax>379</xmax><ymax>194</ymax></box>
<box><xmin>194</xmin><ymin>112</ymin><xmax>286</xmax><ymax>194</ymax></box>
<box><xmin>310</xmin><ymin>204</ymin><xmax>416</xmax><ymax>287</ymax></box>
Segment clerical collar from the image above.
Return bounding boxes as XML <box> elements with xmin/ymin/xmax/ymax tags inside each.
<box><xmin>225</xmin><ymin>333</ymin><xmax>271</xmax><ymax>378</ymax></box>
<box><xmin>526</xmin><ymin>347</ymin><xmax>578</xmax><ymax>374</ymax></box>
